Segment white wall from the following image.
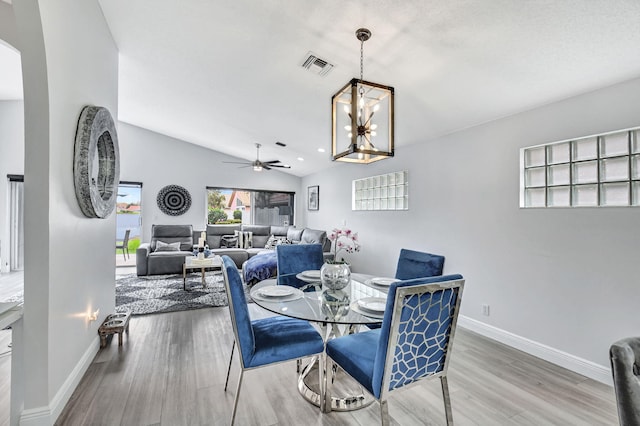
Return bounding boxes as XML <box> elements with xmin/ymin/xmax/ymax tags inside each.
<box><xmin>13</xmin><ymin>0</ymin><xmax>118</xmax><ymax>423</ymax></box>
<box><xmin>118</xmin><ymin>122</ymin><xmax>302</xmax><ymax>241</ymax></box>
<box><xmin>302</xmin><ymin>76</ymin><xmax>640</xmax><ymax>381</ymax></box>
<box><xmin>0</xmin><ymin>100</ymin><xmax>24</xmax><ymax>273</ymax></box>
<box><xmin>0</xmin><ymin>1</ymin><xmax>19</xmax><ymax>50</ymax></box>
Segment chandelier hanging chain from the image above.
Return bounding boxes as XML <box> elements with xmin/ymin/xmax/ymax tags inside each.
<box><xmin>355</xmin><ymin>28</ymin><xmax>371</xmax><ymax>98</ymax></box>
<box><xmin>360</xmin><ymin>37</ymin><xmax>364</xmax><ymax>83</ymax></box>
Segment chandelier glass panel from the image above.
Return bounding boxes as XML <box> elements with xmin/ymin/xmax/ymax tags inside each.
<box><xmin>332</xmin><ymin>28</ymin><xmax>394</xmax><ymax>164</ymax></box>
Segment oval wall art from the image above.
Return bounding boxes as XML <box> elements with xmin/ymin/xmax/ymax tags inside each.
<box><xmin>73</xmin><ymin>105</ymin><xmax>120</xmax><ymax>218</ymax></box>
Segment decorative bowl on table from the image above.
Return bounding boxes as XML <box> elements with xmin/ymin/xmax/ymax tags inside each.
<box><xmin>320</xmin><ymin>261</ymin><xmax>351</xmax><ymax>291</ymax></box>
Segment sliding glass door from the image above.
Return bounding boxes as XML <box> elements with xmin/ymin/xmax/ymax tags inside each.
<box><xmin>116</xmin><ymin>182</ymin><xmax>142</xmax><ymax>261</ymax></box>
<box><xmin>9</xmin><ymin>176</ymin><xmax>24</xmax><ymax>271</ymax></box>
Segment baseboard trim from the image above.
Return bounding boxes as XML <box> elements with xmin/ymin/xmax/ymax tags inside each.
<box><xmin>19</xmin><ymin>406</ymin><xmax>51</xmax><ymax>426</ymax></box>
<box><xmin>458</xmin><ymin>316</ymin><xmax>612</xmax><ymax>386</ymax></box>
<box><xmin>20</xmin><ymin>335</ymin><xmax>100</xmax><ymax>426</ymax></box>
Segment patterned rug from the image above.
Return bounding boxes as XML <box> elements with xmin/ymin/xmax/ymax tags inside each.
<box><xmin>3</xmin><ymin>272</ymin><xmax>248</xmax><ymax>316</ymax></box>
<box><xmin>115</xmin><ymin>273</ymin><xmax>233</xmax><ymax>315</ymax></box>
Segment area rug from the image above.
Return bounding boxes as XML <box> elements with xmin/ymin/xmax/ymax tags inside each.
<box><xmin>116</xmin><ymin>273</ymin><xmax>233</xmax><ymax>316</ymax></box>
<box><xmin>2</xmin><ymin>272</ymin><xmax>251</xmax><ymax>316</ymax></box>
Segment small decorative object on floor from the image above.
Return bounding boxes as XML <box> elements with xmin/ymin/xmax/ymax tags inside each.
<box><xmin>98</xmin><ymin>310</ymin><xmax>131</xmax><ymax>348</ymax></box>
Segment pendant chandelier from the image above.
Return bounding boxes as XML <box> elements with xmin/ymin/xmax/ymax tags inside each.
<box><xmin>332</xmin><ymin>28</ymin><xmax>394</xmax><ymax>164</ymax></box>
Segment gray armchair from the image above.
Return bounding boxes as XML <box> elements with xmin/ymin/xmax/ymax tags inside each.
<box><xmin>610</xmin><ymin>337</ymin><xmax>640</xmax><ymax>426</ymax></box>
<box><xmin>136</xmin><ymin>224</ymin><xmax>194</xmax><ymax>276</ymax></box>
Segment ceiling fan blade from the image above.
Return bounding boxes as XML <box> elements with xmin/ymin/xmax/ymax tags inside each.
<box><xmin>269</xmin><ymin>164</ymin><xmax>291</xmax><ymax>169</ymax></box>
<box><xmin>263</xmin><ymin>160</ymin><xmax>282</xmax><ymax>164</ymax></box>
<box><xmin>262</xmin><ymin>165</ymin><xmax>272</xmax><ymax>170</ymax></box>
<box><xmin>223</xmin><ymin>161</ymin><xmax>252</xmax><ymax>165</ymax></box>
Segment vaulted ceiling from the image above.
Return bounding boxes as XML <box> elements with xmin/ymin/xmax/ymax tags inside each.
<box><xmin>3</xmin><ymin>1</ymin><xmax>640</xmax><ymax>176</ymax></box>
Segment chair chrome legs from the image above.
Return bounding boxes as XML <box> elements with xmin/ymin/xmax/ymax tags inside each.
<box><xmin>230</xmin><ymin>369</ymin><xmax>244</xmax><ymax>426</ymax></box>
<box><xmin>223</xmin><ymin>340</ymin><xmax>242</xmax><ymax>425</ymax></box>
<box><xmin>224</xmin><ymin>340</ymin><xmax>235</xmax><ymax>391</ymax></box>
<box><xmin>380</xmin><ymin>399</ymin><xmax>390</xmax><ymax>426</ymax></box>
<box><xmin>440</xmin><ymin>375</ymin><xmax>454</xmax><ymax>425</ymax></box>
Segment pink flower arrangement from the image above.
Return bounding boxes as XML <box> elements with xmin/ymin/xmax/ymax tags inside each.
<box><xmin>328</xmin><ymin>228</ymin><xmax>361</xmax><ymax>262</ymax></box>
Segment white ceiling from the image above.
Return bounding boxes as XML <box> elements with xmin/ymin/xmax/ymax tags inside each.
<box><xmin>3</xmin><ymin>1</ymin><xmax>640</xmax><ymax>176</ymax></box>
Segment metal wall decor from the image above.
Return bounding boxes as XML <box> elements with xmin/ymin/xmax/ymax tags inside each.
<box><xmin>157</xmin><ymin>185</ymin><xmax>192</xmax><ymax>216</ymax></box>
<box><xmin>73</xmin><ymin>105</ymin><xmax>120</xmax><ymax>218</ymax></box>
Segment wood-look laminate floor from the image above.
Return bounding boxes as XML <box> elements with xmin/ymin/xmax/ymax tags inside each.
<box><xmin>53</xmin><ymin>305</ymin><xmax>618</xmax><ymax>426</ymax></box>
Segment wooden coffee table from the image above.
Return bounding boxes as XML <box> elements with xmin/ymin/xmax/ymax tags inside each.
<box><xmin>183</xmin><ymin>256</ymin><xmax>223</xmax><ymax>290</ymax></box>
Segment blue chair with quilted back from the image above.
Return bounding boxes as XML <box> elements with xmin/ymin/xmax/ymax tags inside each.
<box><xmin>325</xmin><ymin>274</ymin><xmax>465</xmax><ymax>425</ymax></box>
<box><xmin>221</xmin><ymin>255</ymin><xmax>324</xmax><ymax>425</ymax></box>
<box><xmin>276</xmin><ymin>243</ymin><xmax>324</xmax><ymax>289</ymax></box>
<box><xmin>395</xmin><ymin>248</ymin><xmax>445</xmax><ymax>280</ymax></box>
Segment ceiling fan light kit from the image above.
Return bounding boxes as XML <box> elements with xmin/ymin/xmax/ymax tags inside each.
<box><xmin>223</xmin><ymin>143</ymin><xmax>291</xmax><ymax>172</ymax></box>
<box><xmin>332</xmin><ymin>28</ymin><xmax>394</xmax><ymax>164</ymax></box>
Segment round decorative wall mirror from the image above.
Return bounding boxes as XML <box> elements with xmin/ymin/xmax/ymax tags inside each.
<box><xmin>157</xmin><ymin>185</ymin><xmax>192</xmax><ymax>216</ymax></box>
<box><xmin>73</xmin><ymin>106</ymin><xmax>120</xmax><ymax>218</ymax></box>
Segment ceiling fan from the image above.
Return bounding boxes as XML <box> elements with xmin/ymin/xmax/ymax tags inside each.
<box><xmin>223</xmin><ymin>143</ymin><xmax>291</xmax><ymax>171</ymax></box>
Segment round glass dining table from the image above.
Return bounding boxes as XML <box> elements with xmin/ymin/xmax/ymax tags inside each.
<box><xmin>251</xmin><ymin>273</ymin><xmax>389</xmax><ymax>326</ymax></box>
<box><xmin>250</xmin><ymin>273</ymin><xmax>393</xmax><ymax>412</ymax></box>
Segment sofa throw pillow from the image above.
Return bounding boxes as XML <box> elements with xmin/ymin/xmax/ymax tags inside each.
<box><xmin>220</xmin><ymin>235</ymin><xmax>238</xmax><ymax>248</ymax></box>
<box><xmin>264</xmin><ymin>235</ymin><xmax>277</xmax><ymax>250</ymax></box>
<box><xmin>264</xmin><ymin>235</ymin><xmax>292</xmax><ymax>250</ymax></box>
<box><xmin>234</xmin><ymin>230</ymin><xmax>253</xmax><ymax>249</ymax></box>
<box><xmin>155</xmin><ymin>240</ymin><xmax>181</xmax><ymax>252</ymax></box>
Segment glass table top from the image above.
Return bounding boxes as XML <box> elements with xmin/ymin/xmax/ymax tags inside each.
<box><xmin>250</xmin><ymin>273</ymin><xmax>390</xmax><ymax>325</ymax></box>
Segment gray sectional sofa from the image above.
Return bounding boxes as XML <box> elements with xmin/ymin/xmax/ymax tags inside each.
<box><xmin>136</xmin><ymin>223</ymin><xmax>331</xmax><ymax>276</ymax></box>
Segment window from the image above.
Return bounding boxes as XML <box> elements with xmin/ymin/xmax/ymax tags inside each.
<box><xmin>352</xmin><ymin>171</ymin><xmax>408</xmax><ymax>211</ymax></box>
<box><xmin>521</xmin><ymin>128</ymin><xmax>640</xmax><ymax>207</ymax></box>
<box><xmin>207</xmin><ymin>187</ymin><xmax>294</xmax><ymax>226</ymax></box>
<box><xmin>116</xmin><ymin>181</ymin><xmax>142</xmax><ymax>250</ymax></box>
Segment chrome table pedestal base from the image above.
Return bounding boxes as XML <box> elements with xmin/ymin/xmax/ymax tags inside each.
<box><xmin>298</xmin><ymin>356</ymin><xmax>374</xmax><ymax>412</ymax></box>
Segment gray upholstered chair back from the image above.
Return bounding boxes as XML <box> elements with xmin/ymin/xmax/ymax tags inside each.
<box><xmin>150</xmin><ymin>224</ymin><xmax>193</xmax><ymax>251</ymax></box>
<box><xmin>610</xmin><ymin>337</ymin><xmax>640</xmax><ymax>426</ymax></box>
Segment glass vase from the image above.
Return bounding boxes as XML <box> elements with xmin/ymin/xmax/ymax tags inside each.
<box><xmin>320</xmin><ymin>261</ymin><xmax>351</xmax><ymax>291</ymax></box>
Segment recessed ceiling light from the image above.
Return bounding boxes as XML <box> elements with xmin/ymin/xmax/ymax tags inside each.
<box><xmin>297</xmin><ymin>157</ymin><xmax>304</xmax><ymax>161</ymax></box>
<box><xmin>317</xmin><ymin>148</ymin><xmax>325</xmax><ymax>153</ymax></box>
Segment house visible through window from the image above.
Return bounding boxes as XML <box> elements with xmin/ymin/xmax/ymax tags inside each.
<box><xmin>207</xmin><ymin>187</ymin><xmax>294</xmax><ymax>226</ymax></box>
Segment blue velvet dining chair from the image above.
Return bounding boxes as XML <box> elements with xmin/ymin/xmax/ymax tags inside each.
<box><xmin>276</xmin><ymin>243</ymin><xmax>324</xmax><ymax>289</ymax></box>
<box><xmin>220</xmin><ymin>255</ymin><xmax>325</xmax><ymax>425</ymax></box>
<box><xmin>395</xmin><ymin>248</ymin><xmax>445</xmax><ymax>280</ymax></box>
<box><xmin>324</xmin><ymin>274</ymin><xmax>465</xmax><ymax>425</ymax></box>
